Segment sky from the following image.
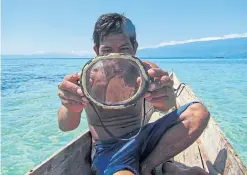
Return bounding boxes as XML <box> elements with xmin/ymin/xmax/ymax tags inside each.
<box><xmin>1</xmin><ymin>0</ymin><xmax>247</xmax><ymax>55</ymax></box>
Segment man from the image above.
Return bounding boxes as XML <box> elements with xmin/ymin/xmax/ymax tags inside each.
<box><xmin>57</xmin><ymin>13</ymin><xmax>210</xmax><ymax>175</ymax></box>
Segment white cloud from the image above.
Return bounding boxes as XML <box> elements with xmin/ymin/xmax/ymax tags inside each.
<box><xmin>138</xmin><ymin>33</ymin><xmax>247</xmax><ymax>50</ymax></box>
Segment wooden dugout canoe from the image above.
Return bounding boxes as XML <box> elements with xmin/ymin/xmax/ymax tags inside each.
<box><xmin>26</xmin><ymin>73</ymin><xmax>247</xmax><ymax>175</ymax></box>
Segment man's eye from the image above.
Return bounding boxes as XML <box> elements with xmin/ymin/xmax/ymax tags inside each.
<box><xmin>120</xmin><ymin>47</ymin><xmax>129</xmax><ymax>50</ymax></box>
<box><xmin>102</xmin><ymin>49</ymin><xmax>112</xmax><ymax>53</ymax></box>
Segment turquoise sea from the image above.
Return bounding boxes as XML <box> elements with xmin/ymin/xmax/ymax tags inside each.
<box><xmin>1</xmin><ymin>57</ymin><xmax>247</xmax><ymax>174</ymax></box>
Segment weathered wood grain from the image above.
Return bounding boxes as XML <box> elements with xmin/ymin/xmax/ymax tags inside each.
<box><xmin>173</xmin><ymin>142</ymin><xmax>203</xmax><ymax>169</ymax></box>
<box><xmin>25</xmin><ymin>131</ymin><xmax>92</xmax><ymax>175</ymax></box>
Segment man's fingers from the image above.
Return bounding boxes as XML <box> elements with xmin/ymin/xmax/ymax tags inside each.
<box><xmin>161</xmin><ymin>76</ymin><xmax>174</xmax><ymax>86</ymax></box>
<box><xmin>142</xmin><ymin>60</ymin><xmax>159</xmax><ymax>70</ymax></box>
<box><xmin>146</xmin><ymin>95</ymin><xmax>170</xmax><ymax>104</ymax></box>
<box><xmin>63</xmin><ymin>72</ymin><xmax>81</xmax><ymax>84</ymax></box>
<box><xmin>137</xmin><ymin>77</ymin><xmax>142</xmax><ymax>85</ymax></box>
<box><xmin>61</xmin><ymin>98</ymin><xmax>79</xmax><ymax>106</ymax></box>
<box><xmin>58</xmin><ymin>90</ymin><xmax>88</xmax><ymax>103</ymax></box>
<box><xmin>149</xmin><ymin>79</ymin><xmax>173</xmax><ymax>91</ymax></box>
<box><xmin>58</xmin><ymin>80</ymin><xmax>83</xmax><ymax>96</ymax></box>
<box><xmin>142</xmin><ymin>62</ymin><xmax>153</xmax><ymax>71</ymax></box>
<box><xmin>148</xmin><ymin>68</ymin><xmax>169</xmax><ymax>78</ymax></box>
<box><xmin>149</xmin><ymin>80</ymin><xmax>163</xmax><ymax>91</ymax></box>
<box><xmin>146</xmin><ymin>87</ymin><xmax>169</xmax><ymax>100</ymax></box>
<box><xmin>61</xmin><ymin>99</ymin><xmax>88</xmax><ymax>108</ymax></box>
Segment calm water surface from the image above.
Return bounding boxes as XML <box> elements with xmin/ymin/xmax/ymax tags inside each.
<box><xmin>1</xmin><ymin>58</ymin><xmax>247</xmax><ymax>174</ymax></box>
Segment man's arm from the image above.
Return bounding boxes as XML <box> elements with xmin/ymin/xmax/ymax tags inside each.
<box><xmin>141</xmin><ymin>103</ymin><xmax>210</xmax><ymax>174</ymax></box>
<box><xmin>57</xmin><ymin>73</ymin><xmax>89</xmax><ymax>131</ymax></box>
<box><xmin>57</xmin><ymin>105</ymin><xmax>82</xmax><ymax>131</ymax></box>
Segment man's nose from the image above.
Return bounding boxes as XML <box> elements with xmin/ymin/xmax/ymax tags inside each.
<box><xmin>111</xmin><ymin>48</ymin><xmax>121</xmax><ymax>53</ymax></box>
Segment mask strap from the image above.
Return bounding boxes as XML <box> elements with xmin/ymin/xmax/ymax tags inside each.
<box><xmin>90</xmin><ymin>99</ymin><xmax>149</xmax><ymax>141</ymax></box>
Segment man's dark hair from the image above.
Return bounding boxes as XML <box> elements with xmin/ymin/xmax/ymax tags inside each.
<box><xmin>93</xmin><ymin>13</ymin><xmax>136</xmax><ymax>48</ymax></box>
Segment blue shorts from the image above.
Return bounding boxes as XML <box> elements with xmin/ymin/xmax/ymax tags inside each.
<box><xmin>92</xmin><ymin>101</ymin><xmax>200</xmax><ymax>175</ymax></box>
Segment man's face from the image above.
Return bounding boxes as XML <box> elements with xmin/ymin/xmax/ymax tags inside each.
<box><xmin>94</xmin><ymin>33</ymin><xmax>137</xmax><ymax>56</ymax></box>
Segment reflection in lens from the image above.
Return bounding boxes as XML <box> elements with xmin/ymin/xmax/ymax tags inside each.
<box><xmin>85</xmin><ymin>58</ymin><xmax>142</xmax><ymax>105</ymax></box>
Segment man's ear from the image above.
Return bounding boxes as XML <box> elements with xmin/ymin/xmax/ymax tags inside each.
<box><xmin>93</xmin><ymin>45</ymin><xmax>99</xmax><ymax>55</ymax></box>
<box><xmin>133</xmin><ymin>41</ymin><xmax>138</xmax><ymax>54</ymax></box>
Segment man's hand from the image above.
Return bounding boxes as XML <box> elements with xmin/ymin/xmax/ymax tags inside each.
<box><xmin>143</xmin><ymin>61</ymin><xmax>176</xmax><ymax>112</ymax></box>
<box><xmin>58</xmin><ymin>72</ymin><xmax>88</xmax><ymax>113</ymax></box>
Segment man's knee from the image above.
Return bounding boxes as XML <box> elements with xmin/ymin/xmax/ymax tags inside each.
<box><xmin>182</xmin><ymin>103</ymin><xmax>210</xmax><ymax>133</ymax></box>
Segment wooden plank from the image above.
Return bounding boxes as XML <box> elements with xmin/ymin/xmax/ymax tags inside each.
<box><xmin>25</xmin><ymin>131</ymin><xmax>92</xmax><ymax>175</ymax></box>
<box><xmin>172</xmin><ymin>72</ymin><xmax>247</xmax><ymax>175</ymax></box>
<box><xmin>173</xmin><ymin>142</ymin><xmax>203</xmax><ymax>169</ymax></box>
<box><xmin>198</xmin><ymin>119</ymin><xmax>247</xmax><ymax>175</ymax></box>
<box><xmin>48</xmin><ymin>142</ymin><xmax>91</xmax><ymax>175</ymax></box>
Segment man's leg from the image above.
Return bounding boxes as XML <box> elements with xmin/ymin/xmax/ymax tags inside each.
<box><xmin>141</xmin><ymin>103</ymin><xmax>210</xmax><ymax>174</ymax></box>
